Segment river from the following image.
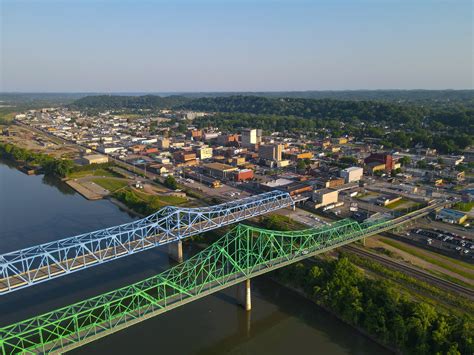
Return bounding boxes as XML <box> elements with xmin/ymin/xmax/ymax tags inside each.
<box><xmin>0</xmin><ymin>161</ymin><xmax>390</xmax><ymax>355</ymax></box>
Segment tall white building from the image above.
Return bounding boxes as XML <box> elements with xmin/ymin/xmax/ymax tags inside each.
<box><xmin>241</xmin><ymin>128</ymin><xmax>262</xmax><ymax>147</ymax></box>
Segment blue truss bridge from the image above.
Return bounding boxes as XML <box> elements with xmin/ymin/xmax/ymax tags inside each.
<box><xmin>0</xmin><ymin>191</ymin><xmax>294</xmax><ymax>295</ymax></box>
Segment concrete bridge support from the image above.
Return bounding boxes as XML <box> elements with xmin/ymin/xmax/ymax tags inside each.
<box><xmin>237</xmin><ymin>279</ymin><xmax>252</xmax><ymax>311</ymax></box>
<box><xmin>168</xmin><ymin>240</ymin><xmax>183</xmax><ymax>263</ymax></box>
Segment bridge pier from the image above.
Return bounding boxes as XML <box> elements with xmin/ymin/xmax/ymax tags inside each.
<box><xmin>168</xmin><ymin>240</ymin><xmax>183</xmax><ymax>263</ymax></box>
<box><xmin>237</xmin><ymin>279</ymin><xmax>252</xmax><ymax>311</ymax></box>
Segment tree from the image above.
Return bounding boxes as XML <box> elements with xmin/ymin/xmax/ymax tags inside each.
<box><xmin>296</xmin><ymin>159</ymin><xmax>307</xmax><ymax>171</ymax></box>
<box><xmin>164</xmin><ymin>175</ymin><xmax>178</xmax><ymax>190</ymax></box>
<box><xmin>399</xmin><ymin>156</ymin><xmax>411</xmax><ymax>166</ymax></box>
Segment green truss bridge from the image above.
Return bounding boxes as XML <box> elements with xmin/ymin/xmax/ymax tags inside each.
<box><xmin>0</xmin><ymin>202</ymin><xmax>441</xmax><ymax>354</ymax></box>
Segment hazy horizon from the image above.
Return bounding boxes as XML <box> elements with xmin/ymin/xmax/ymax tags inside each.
<box><xmin>2</xmin><ymin>0</ymin><xmax>473</xmax><ymax>92</ymax></box>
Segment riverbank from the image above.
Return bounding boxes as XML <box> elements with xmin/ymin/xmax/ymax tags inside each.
<box><xmin>65</xmin><ymin>179</ymin><xmax>107</xmax><ymax>200</ymax></box>
<box><xmin>268</xmin><ymin>275</ymin><xmax>398</xmax><ymax>354</ymax></box>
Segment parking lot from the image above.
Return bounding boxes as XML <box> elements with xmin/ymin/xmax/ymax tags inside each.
<box><xmin>406</xmin><ymin>228</ymin><xmax>473</xmax><ymax>258</ymax></box>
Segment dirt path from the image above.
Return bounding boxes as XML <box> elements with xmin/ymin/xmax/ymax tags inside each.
<box><xmin>365</xmin><ymin>237</ymin><xmax>474</xmax><ymax>286</ymax></box>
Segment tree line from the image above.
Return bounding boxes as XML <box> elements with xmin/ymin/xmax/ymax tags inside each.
<box><xmin>276</xmin><ymin>258</ymin><xmax>473</xmax><ymax>355</ymax></box>
<box><xmin>0</xmin><ymin>142</ymin><xmax>73</xmax><ymax>177</ymax></box>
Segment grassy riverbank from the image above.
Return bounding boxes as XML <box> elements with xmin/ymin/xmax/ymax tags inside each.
<box><xmin>274</xmin><ymin>257</ymin><xmax>473</xmax><ymax>355</ymax></box>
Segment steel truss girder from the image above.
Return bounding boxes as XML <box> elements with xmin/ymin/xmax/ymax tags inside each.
<box><xmin>0</xmin><ymin>214</ymin><xmax>422</xmax><ymax>354</ymax></box>
<box><xmin>0</xmin><ymin>191</ymin><xmax>294</xmax><ymax>295</ymax></box>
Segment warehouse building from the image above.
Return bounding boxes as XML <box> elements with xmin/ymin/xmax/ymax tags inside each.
<box><xmin>81</xmin><ymin>154</ymin><xmax>109</xmax><ymax>165</ymax></box>
<box><xmin>436</xmin><ymin>208</ymin><xmax>467</xmax><ymax>224</ymax></box>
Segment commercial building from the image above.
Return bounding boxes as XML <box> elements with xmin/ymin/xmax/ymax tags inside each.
<box><xmin>260</xmin><ymin>178</ymin><xmax>312</xmax><ymax>196</ymax></box>
<box><xmin>284</xmin><ymin>151</ymin><xmax>314</xmax><ymax>161</ymax></box>
<box><xmin>196</xmin><ymin>147</ymin><xmax>213</xmax><ymax>160</ymax></box>
<box><xmin>366</xmin><ymin>162</ymin><xmax>387</xmax><ymax>174</ymax></box>
<box><xmin>436</xmin><ymin>208</ymin><xmax>467</xmax><ymax>224</ymax></box>
<box><xmin>157</xmin><ymin>138</ymin><xmax>170</xmax><ymax>149</ymax></box>
<box><xmin>217</xmin><ymin>134</ymin><xmax>239</xmax><ymax>146</ymax></box>
<box><xmin>312</xmin><ymin>189</ymin><xmax>339</xmax><ymax>209</ymax></box>
<box><xmin>81</xmin><ymin>154</ymin><xmax>109</xmax><ymax>165</ymax></box>
<box><xmin>341</xmin><ymin>166</ymin><xmax>364</xmax><ymax>183</ymax></box>
<box><xmin>241</xmin><ymin>128</ymin><xmax>261</xmax><ymax>147</ymax></box>
<box><xmin>188</xmin><ymin>129</ymin><xmax>202</xmax><ymax>140</ymax></box>
<box><xmin>173</xmin><ymin>151</ymin><xmax>196</xmax><ymax>163</ymax></box>
<box><xmin>315</xmin><ymin>177</ymin><xmax>345</xmax><ymax>189</ymax></box>
<box><xmin>231</xmin><ymin>157</ymin><xmax>246</xmax><ymax>166</ymax></box>
<box><xmin>233</xmin><ymin>169</ymin><xmax>254</xmax><ymax>182</ymax></box>
<box><xmin>364</xmin><ymin>153</ymin><xmax>396</xmax><ymax>172</ymax></box>
<box><xmin>202</xmin><ymin>162</ymin><xmax>238</xmax><ymax>180</ymax></box>
<box><xmin>259</xmin><ymin>144</ymin><xmax>283</xmax><ymax>162</ymax></box>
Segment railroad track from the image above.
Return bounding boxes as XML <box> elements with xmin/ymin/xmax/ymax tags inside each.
<box><xmin>342</xmin><ymin>245</ymin><xmax>474</xmax><ymax>300</ymax></box>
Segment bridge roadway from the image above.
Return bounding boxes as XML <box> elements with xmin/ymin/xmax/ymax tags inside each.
<box><xmin>0</xmin><ymin>191</ymin><xmax>294</xmax><ymax>295</ymax></box>
<box><xmin>0</xmin><ymin>201</ymin><xmax>443</xmax><ymax>354</ymax></box>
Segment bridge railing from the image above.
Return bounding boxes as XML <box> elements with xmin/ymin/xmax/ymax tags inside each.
<box><xmin>0</xmin><ymin>191</ymin><xmax>294</xmax><ymax>295</ymax></box>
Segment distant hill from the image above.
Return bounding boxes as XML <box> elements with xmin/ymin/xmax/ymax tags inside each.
<box><xmin>175</xmin><ymin>89</ymin><xmax>474</xmax><ymax>104</ymax></box>
<box><xmin>67</xmin><ymin>95</ymin><xmax>190</xmax><ymax>111</ymax></box>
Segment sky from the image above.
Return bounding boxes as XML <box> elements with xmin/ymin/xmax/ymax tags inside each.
<box><xmin>1</xmin><ymin>0</ymin><xmax>472</xmax><ymax>92</ymax></box>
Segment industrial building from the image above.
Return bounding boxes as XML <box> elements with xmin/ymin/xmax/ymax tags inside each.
<box><xmin>436</xmin><ymin>208</ymin><xmax>467</xmax><ymax>224</ymax></box>
<box><xmin>81</xmin><ymin>154</ymin><xmax>109</xmax><ymax>165</ymax></box>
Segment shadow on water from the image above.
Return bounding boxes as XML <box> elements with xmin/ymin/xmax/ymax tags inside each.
<box><xmin>194</xmin><ymin>274</ymin><xmax>392</xmax><ymax>355</ymax></box>
<box><xmin>42</xmin><ymin>173</ymin><xmax>76</xmax><ymax>195</ymax></box>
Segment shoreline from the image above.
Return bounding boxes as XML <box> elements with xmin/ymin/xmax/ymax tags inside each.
<box><xmin>107</xmin><ymin>197</ymin><xmax>144</xmax><ymax>218</ymax></box>
<box><xmin>268</xmin><ymin>275</ymin><xmax>398</xmax><ymax>354</ymax></box>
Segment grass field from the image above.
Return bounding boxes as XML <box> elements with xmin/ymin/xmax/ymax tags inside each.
<box><xmin>453</xmin><ymin>201</ymin><xmax>474</xmax><ymax>212</ymax></box>
<box><xmin>380</xmin><ymin>237</ymin><xmax>474</xmax><ymax>280</ymax></box>
<box><xmin>68</xmin><ymin>168</ymin><xmax>122</xmax><ymax>179</ymax></box>
<box><xmin>134</xmin><ymin>190</ymin><xmax>188</xmax><ymax>209</ymax></box>
<box><xmin>91</xmin><ymin>178</ymin><xmax>128</xmax><ymax>192</ymax></box>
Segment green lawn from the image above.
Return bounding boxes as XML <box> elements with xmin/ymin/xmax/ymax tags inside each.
<box><xmin>453</xmin><ymin>201</ymin><xmax>474</xmax><ymax>212</ymax></box>
<box><xmin>68</xmin><ymin>168</ymin><xmax>121</xmax><ymax>179</ymax></box>
<box><xmin>91</xmin><ymin>178</ymin><xmax>128</xmax><ymax>192</ymax></box>
<box><xmin>380</xmin><ymin>237</ymin><xmax>474</xmax><ymax>280</ymax></box>
<box><xmin>134</xmin><ymin>190</ymin><xmax>188</xmax><ymax>209</ymax></box>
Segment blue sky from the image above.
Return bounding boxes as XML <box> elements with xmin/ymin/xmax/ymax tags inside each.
<box><xmin>1</xmin><ymin>0</ymin><xmax>472</xmax><ymax>92</ymax></box>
